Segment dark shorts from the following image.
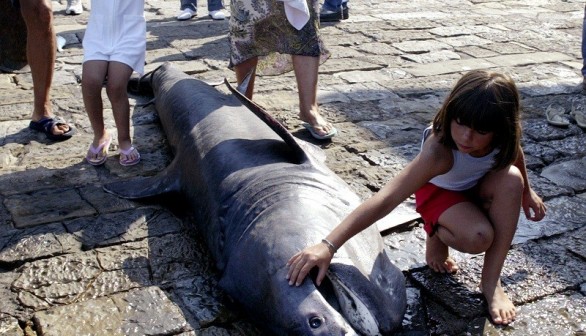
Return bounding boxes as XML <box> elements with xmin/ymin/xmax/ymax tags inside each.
<box><xmin>415</xmin><ymin>183</ymin><xmax>472</xmax><ymax>236</ymax></box>
<box><xmin>12</xmin><ymin>0</ymin><xmax>20</xmax><ymax>9</ymax></box>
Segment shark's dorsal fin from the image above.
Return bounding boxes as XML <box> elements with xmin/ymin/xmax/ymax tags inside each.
<box><xmin>102</xmin><ymin>160</ymin><xmax>181</xmax><ymax>199</ymax></box>
<box><xmin>224</xmin><ymin>78</ymin><xmax>308</xmax><ymax>164</ymax></box>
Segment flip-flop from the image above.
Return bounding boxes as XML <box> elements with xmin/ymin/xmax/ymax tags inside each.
<box><xmin>86</xmin><ymin>136</ymin><xmax>112</xmax><ymax>166</ymax></box>
<box><xmin>545</xmin><ymin>105</ymin><xmax>570</xmax><ymax>127</ymax></box>
<box><xmin>29</xmin><ymin>116</ymin><xmax>76</xmax><ymax>141</ymax></box>
<box><xmin>119</xmin><ymin>146</ymin><xmax>141</xmax><ymax>166</ymax></box>
<box><xmin>302</xmin><ymin>122</ymin><xmax>338</xmax><ymax>140</ymax></box>
<box><xmin>571</xmin><ymin>110</ymin><xmax>586</xmax><ymax>129</ymax></box>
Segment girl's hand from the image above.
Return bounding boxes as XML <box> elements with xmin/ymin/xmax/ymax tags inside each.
<box><xmin>522</xmin><ymin>187</ymin><xmax>546</xmax><ymax>221</ymax></box>
<box><xmin>286</xmin><ymin>243</ymin><xmax>333</xmax><ymax>287</ymax></box>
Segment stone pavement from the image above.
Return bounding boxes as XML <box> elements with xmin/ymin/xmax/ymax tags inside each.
<box><xmin>1</xmin><ymin>0</ymin><xmax>586</xmax><ymax>335</ymax></box>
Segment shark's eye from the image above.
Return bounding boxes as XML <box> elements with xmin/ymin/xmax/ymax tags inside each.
<box><xmin>309</xmin><ymin>316</ymin><xmax>323</xmax><ymax>329</ymax></box>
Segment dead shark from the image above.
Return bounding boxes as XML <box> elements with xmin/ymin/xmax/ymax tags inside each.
<box><xmin>104</xmin><ymin>62</ymin><xmax>406</xmax><ymax>335</ymax></box>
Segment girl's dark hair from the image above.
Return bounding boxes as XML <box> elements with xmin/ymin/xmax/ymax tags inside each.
<box><xmin>432</xmin><ymin>70</ymin><xmax>521</xmax><ymax>170</ymax></box>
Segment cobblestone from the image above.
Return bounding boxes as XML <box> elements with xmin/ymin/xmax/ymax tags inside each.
<box><xmin>1</xmin><ymin>0</ymin><xmax>585</xmax><ymax>335</ymax></box>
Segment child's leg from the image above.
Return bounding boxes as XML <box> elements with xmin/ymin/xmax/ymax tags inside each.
<box><xmin>104</xmin><ymin>61</ymin><xmax>134</xmax><ymax>153</ymax></box>
<box><xmin>475</xmin><ymin>166</ymin><xmax>524</xmax><ymax>325</ymax></box>
<box><xmin>430</xmin><ymin>201</ymin><xmax>494</xmax><ymax>273</ymax></box>
<box><xmin>82</xmin><ymin>60</ymin><xmax>109</xmax><ymax>148</ymax></box>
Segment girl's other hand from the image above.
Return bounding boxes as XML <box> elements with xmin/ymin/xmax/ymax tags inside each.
<box><xmin>522</xmin><ymin>188</ymin><xmax>546</xmax><ymax>221</ymax></box>
<box><xmin>286</xmin><ymin>243</ymin><xmax>334</xmax><ymax>287</ymax></box>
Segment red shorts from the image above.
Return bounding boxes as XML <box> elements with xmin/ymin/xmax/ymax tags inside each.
<box><xmin>415</xmin><ymin>183</ymin><xmax>471</xmax><ymax>236</ymax></box>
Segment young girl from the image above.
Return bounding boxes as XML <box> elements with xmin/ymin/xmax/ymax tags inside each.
<box><xmin>82</xmin><ymin>0</ymin><xmax>146</xmax><ymax>166</ymax></box>
<box><xmin>286</xmin><ymin>70</ymin><xmax>546</xmax><ymax>325</ymax></box>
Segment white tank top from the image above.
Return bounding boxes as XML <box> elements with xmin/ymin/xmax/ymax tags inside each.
<box><xmin>421</xmin><ymin>127</ymin><xmax>498</xmax><ymax>191</ymax></box>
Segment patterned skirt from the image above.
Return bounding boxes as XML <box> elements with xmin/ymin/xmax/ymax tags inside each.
<box><xmin>228</xmin><ymin>0</ymin><xmax>329</xmax><ymax>76</ymax></box>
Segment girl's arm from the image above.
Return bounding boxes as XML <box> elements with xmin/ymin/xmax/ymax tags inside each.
<box><xmin>513</xmin><ymin>146</ymin><xmax>546</xmax><ymax>221</ymax></box>
<box><xmin>286</xmin><ymin>135</ymin><xmax>452</xmax><ymax>286</ymax></box>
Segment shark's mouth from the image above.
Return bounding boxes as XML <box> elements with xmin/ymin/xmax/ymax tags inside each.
<box><xmin>312</xmin><ymin>269</ymin><xmax>381</xmax><ymax>336</ymax></box>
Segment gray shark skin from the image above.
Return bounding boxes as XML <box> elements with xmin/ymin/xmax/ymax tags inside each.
<box><xmin>104</xmin><ymin>63</ymin><xmax>406</xmax><ymax>335</ymax></box>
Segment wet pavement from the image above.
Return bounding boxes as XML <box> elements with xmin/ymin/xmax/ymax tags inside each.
<box><xmin>1</xmin><ymin>0</ymin><xmax>586</xmax><ymax>335</ymax></box>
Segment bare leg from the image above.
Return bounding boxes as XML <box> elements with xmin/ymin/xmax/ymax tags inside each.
<box><xmin>292</xmin><ymin>55</ymin><xmax>335</xmax><ymax>137</ymax></box>
<box><xmin>426</xmin><ymin>230</ymin><xmax>458</xmax><ymax>273</ymax></box>
<box><xmin>477</xmin><ymin>167</ymin><xmax>524</xmax><ymax>325</ymax></box>
<box><xmin>105</xmin><ymin>61</ymin><xmax>138</xmax><ymax>162</ymax></box>
<box><xmin>234</xmin><ymin>57</ymin><xmax>258</xmax><ymax>99</ymax></box>
<box><xmin>82</xmin><ymin>60</ymin><xmax>109</xmax><ymax>157</ymax></box>
<box><xmin>20</xmin><ymin>0</ymin><xmax>69</xmax><ymax>135</ymax></box>
<box><xmin>431</xmin><ymin>201</ymin><xmax>494</xmax><ymax>273</ymax></box>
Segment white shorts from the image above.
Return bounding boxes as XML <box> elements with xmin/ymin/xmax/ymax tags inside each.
<box><xmin>82</xmin><ymin>0</ymin><xmax>146</xmax><ymax>74</ymax></box>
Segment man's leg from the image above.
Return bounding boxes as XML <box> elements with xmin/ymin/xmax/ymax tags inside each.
<box><xmin>207</xmin><ymin>0</ymin><xmax>226</xmax><ymax>20</ymax></box>
<box><xmin>320</xmin><ymin>0</ymin><xmax>348</xmax><ymax>22</ymax></box>
<box><xmin>20</xmin><ymin>0</ymin><xmax>72</xmax><ymax>137</ymax></box>
<box><xmin>177</xmin><ymin>0</ymin><xmax>197</xmax><ymax>20</ymax></box>
<box><xmin>582</xmin><ymin>6</ymin><xmax>586</xmax><ymax>87</ymax></box>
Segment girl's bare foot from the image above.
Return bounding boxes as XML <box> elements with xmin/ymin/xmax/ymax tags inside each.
<box><xmin>426</xmin><ymin>234</ymin><xmax>459</xmax><ymax>273</ymax></box>
<box><xmin>481</xmin><ymin>282</ymin><xmax>516</xmax><ymax>325</ymax></box>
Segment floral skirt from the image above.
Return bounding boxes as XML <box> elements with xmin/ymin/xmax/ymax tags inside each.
<box><xmin>229</xmin><ymin>0</ymin><xmax>329</xmax><ymax>75</ymax></box>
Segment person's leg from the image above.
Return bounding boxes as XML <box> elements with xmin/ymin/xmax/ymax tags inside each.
<box><xmin>475</xmin><ymin>166</ymin><xmax>524</xmax><ymax>325</ymax></box>
<box><xmin>65</xmin><ymin>0</ymin><xmax>83</xmax><ymax>15</ymax></box>
<box><xmin>207</xmin><ymin>0</ymin><xmax>225</xmax><ymax>19</ymax></box>
<box><xmin>323</xmin><ymin>0</ymin><xmax>342</xmax><ymax>11</ymax></box>
<box><xmin>582</xmin><ymin>6</ymin><xmax>586</xmax><ymax>81</ymax></box>
<box><xmin>234</xmin><ymin>57</ymin><xmax>258</xmax><ymax>99</ymax></box>
<box><xmin>320</xmin><ymin>0</ymin><xmax>348</xmax><ymax>22</ymax></box>
<box><xmin>207</xmin><ymin>0</ymin><xmax>224</xmax><ymax>12</ymax></box>
<box><xmin>431</xmin><ymin>201</ymin><xmax>494</xmax><ymax>273</ymax></box>
<box><xmin>20</xmin><ymin>0</ymin><xmax>70</xmax><ymax>136</ymax></box>
<box><xmin>82</xmin><ymin>60</ymin><xmax>109</xmax><ymax>151</ymax></box>
<box><xmin>177</xmin><ymin>0</ymin><xmax>197</xmax><ymax>20</ymax></box>
<box><xmin>292</xmin><ymin>55</ymin><xmax>336</xmax><ymax>137</ymax></box>
<box><xmin>104</xmin><ymin>62</ymin><xmax>135</xmax><ymax>155</ymax></box>
<box><xmin>180</xmin><ymin>0</ymin><xmax>197</xmax><ymax>11</ymax></box>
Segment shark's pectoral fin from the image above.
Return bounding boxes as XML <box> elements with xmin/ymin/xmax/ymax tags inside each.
<box><xmin>103</xmin><ymin>162</ymin><xmax>181</xmax><ymax>199</ymax></box>
<box><xmin>327</xmin><ymin>270</ymin><xmax>381</xmax><ymax>336</ymax></box>
<box><xmin>325</xmin><ymin>253</ymin><xmax>406</xmax><ymax>335</ymax></box>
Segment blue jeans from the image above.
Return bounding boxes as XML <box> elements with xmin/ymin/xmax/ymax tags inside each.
<box><xmin>322</xmin><ymin>0</ymin><xmax>347</xmax><ymax>11</ymax></box>
<box><xmin>181</xmin><ymin>0</ymin><xmax>224</xmax><ymax>12</ymax></box>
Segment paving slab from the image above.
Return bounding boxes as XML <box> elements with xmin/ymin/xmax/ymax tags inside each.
<box><xmin>1</xmin><ymin>0</ymin><xmax>585</xmax><ymax>335</ymax></box>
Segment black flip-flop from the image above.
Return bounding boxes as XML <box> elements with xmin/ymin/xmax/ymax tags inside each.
<box><xmin>29</xmin><ymin>116</ymin><xmax>76</xmax><ymax>141</ymax></box>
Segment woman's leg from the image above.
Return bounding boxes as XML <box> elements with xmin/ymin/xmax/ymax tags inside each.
<box><xmin>234</xmin><ymin>57</ymin><xmax>258</xmax><ymax>99</ymax></box>
<box><xmin>82</xmin><ymin>60</ymin><xmax>109</xmax><ymax>149</ymax></box>
<box><xmin>292</xmin><ymin>55</ymin><xmax>335</xmax><ymax>137</ymax></box>
<box><xmin>475</xmin><ymin>166</ymin><xmax>524</xmax><ymax>325</ymax></box>
<box><xmin>105</xmin><ymin>61</ymin><xmax>134</xmax><ymax>154</ymax></box>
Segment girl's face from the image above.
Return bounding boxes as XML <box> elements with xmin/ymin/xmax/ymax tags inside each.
<box><xmin>450</xmin><ymin>119</ymin><xmax>494</xmax><ymax>157</ymax></box>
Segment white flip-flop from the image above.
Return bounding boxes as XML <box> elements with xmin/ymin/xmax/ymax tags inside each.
<box><xmin>545</xmin><ymin>104</ymin><xmax>570</xmax><ymax>127</ymax></box>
